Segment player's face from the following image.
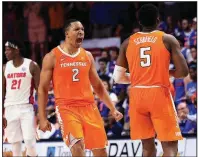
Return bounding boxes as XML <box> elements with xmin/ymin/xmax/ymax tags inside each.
<box><xmin>66</xmin><ymin>22</ymin><xmax>84</xmax><ymax>48</ymax></box>
<box><xmin>5</xmin><ymin>46</ymin><xmax>16</xmax><ymax>60</ymax></box>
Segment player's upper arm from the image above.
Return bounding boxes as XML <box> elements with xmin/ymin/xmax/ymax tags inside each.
<box><xmin>30</xmin><ymin>61</ymin><xmax>40</xmax><ymax>91</ymax></box>
<box><xmin>3</xmin><ymin>64</ymin><xmax>6</xmax><ymax>99</ymax></box>
<box><xmin>116</xmin><ymin>38</ymin><xmax>129</xmax><ymax>69</ymax></box>
<box><xmin>86</xmin><ymin>51</ymin><xmax>102</xmax><ymax>89</ymax></box>
<box><xmin>164</xmin><ymin>34</ymin><xmax>188</xmax><ymax>78</ymax></box>
<box><xmin>39</xmin><ymin>52</ymin><xmax>55</xmax><ymax>92</ymax></box>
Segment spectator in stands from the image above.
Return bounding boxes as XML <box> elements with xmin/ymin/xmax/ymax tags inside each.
<box><xmin>101</xmin><ymin>49</ymin><xmax>110</xmax><ymax>62</ymax></box>
<box><xmin>121</xmin><ymin>85</ymin><xmax>130</xmax><ymax>136</ymax></box>
<box><xmin>173</xmin><ymin>78</ymin><xmax>186</xmax><ymax>105</ymax></box>
<box><xmin>3</xmin><ymin>2</ymin><xmax>17</xmax><ymax>40</ymax></box>
<box><xmin>48</xmin><ymin>2</ymin><xmax>65</xmax><ymax>49</ymax></box>
<box><xmin>178</xmin><ymin>37</ymin><xmax>193</xmax><ymax>64</ymax></box>
<box><xmin>107</xmin><ymin>48</ymin><xmax>119</xmax><ymax>74</ymax></box>
<box><xmin>189</xmin><ymin>17</ymin><xmax>197</xmax><ymax>47</ymax></box>
<box><xmin>97</xmin><ymin>58</ymin><xmax>110</xmax><ymax>77</ymax></box>
<box><xmin>166</xmin><ymin>16</ymin><xmax>175</xmax><ymax>34</ymax></box>
<box><xmin>158</xmin><ymin>15</ymin><xmax>167</xmax><ymax>32</ymax></box>
<box><xmin>98</xmin><ymin>76</ymin><xmax>118</xmax><ymax>118</ymax></box>
<box><xmin>190</xmin><ymin>46</ymin><xmax>197</xmax><ymax>62</ymax></box>
<box><xmin>174</xmin><ymin>20</ymin><xmax>182</xmax><ymax>37</ymax></box>
<box><xmin>177</xmin><ymin>102</ymin><xmax>197</xmax><ymax>134</ymax></box>
<box><xmin>187</xmin><ymin>92</ymin><xmax>197</xmax><ymax>122</ymax></box>
<box><xmin>47</xmin><ymin>81</ymin><xmax>55</xmax><ymax>107</ymax></box>
<box><xmin>180</xmin><ymin>19</ymin><xmax>193</xmax><ymax>47</ymax></box>
<box><xmin>24</xmin><ymin>2</ymin><xmax>47</xmax><ymax>63</ymax></box>
<box><xmin>186</xmin><ymin>62</ymin><xmax>197</xmax><ymax>115</ymax></box>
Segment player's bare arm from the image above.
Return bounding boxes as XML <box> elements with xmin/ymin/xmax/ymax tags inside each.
<box><xmin>38</xmin><ymin>52</ymin><xmax>55</xmax><ymax>132</ymax></box>
<box><xmin>3</xmin><ymin>64</ymin><xmax>7</xmax><ymax>129</ymax></box>
<box><xmin>30</xmin><ymin>61</ymin><xmax>40</xmax><ymax>92</ymax></box>
<box><xmin>87</xmin><ymin>51</ymin><xmax>123</xmax><ymax>121</ymax></box>
<box><xmin>163</xmin><ymin>34</ymin><xmax>189</xmax><ymax>78</ymax></box>
<box><xmin>113</xmin><ymin>38</ymin><xmax>131</xmax><ymax>84</ymax></box>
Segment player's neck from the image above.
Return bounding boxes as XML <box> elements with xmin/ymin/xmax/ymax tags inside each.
<box><xmin>12</xmin><ymin>56</ymin><xmax>24</xmax><ymax>67</ymax></box>
<box><xmin>142</xmin><ymin>26</ymin><xmax>157</xmax><ymax>33</ymax></box>
<box><xmin>62</xmin><ymin>41</ymin><xmax>79</xmax><ymax>55</ymax></box>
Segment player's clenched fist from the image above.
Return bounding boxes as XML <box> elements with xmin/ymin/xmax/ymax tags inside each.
<box><xmin>39</xmin><ymin>119</ymin><xmax>52</xmax><ymax>132</ymax></box>
<box><xmin>111</xmin><ymin>109</ymin><xmax>123</xmax><ymax>121</ymax></box>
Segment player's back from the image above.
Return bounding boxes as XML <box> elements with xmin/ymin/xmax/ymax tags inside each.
<box><xmin>126</xmin><ymin>30</ymin><xmax>170</xmax><ymax>88</ymax></box>
<box><xmin>4</xmin><ymin>58</ymin><xmax>34</xmax><ymax>107</ymax></box>
<box><xmin>52</xmin><ymin>46</ymin><xmax>94</xmax><ymax>106</ymax></box>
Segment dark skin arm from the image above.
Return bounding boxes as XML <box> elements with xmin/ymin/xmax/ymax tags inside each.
<box><xmin>3</xmin><ymin>64</ymin><xmax>7</xmax><ymax>129</ymax></box>
<box><xmin>30</xmin><ymin>61</ymin><xmax>40</xmax><ymax>92</ymax></box>
<box><xmin>116</xmin><ymin>38</ymin><xmax>129</xmax><ymax>69</ymax></box>
<box><xmin>3</xmin><ymin>64</ymin><xmax>6</xmax><ymax>107</ymax></box>
<box><xmin>38</xmin><ymin>52</ymin><xmax>55</xmax><ymax>132</ymax></box>
<box><xmin>163</xmin><ymin>34</ymin><xmax>189</xmax><ymax>78</ymax></box>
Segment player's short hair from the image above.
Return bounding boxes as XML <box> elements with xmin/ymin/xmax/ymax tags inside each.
<box><xmin>5</xmin><ymin>40</ymin><xmax>25</xmax><ymax>56</ymax></box>
<box><xmin>138</xmin><ymin>4</ymin><xmax>159</xmax><ymax>27</ymax></box>
<box><xmin>63</xmin><ymin>19</ymin><xmax>80</xmax><ymax>32</ymax></box>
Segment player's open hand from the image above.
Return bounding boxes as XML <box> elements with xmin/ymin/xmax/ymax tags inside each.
<box><xmin>3</xmin><ymin>117</ymin><xmax>7</xmax><ymax>129</ymax></box>
<box><xmin>111</xmin><ymin>109</ymin><xmax>123</xmax><ymax>121</ymax></box>
<box><xmin>39</xmin><ymin>119</ymin><xmax>52</xmax><ymax>132</ymax></box>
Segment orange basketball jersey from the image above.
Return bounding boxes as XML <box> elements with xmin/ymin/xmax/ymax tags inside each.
<box><xmin>52</xmin><ymin>46</ymin><xmax>94</xmax><ymax>106</ymax></box>
<box><xmin>126</xmin><ymin>30</ymin><xmax>170</xmax><ymax>87</ymax></box>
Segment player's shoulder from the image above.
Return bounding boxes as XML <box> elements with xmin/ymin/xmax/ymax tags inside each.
<box><xmin>83</xmin><ymin>49</ymin><xmax>94</xmax><ymax>63</ymax></box>
<box><xmin>162</xmin><ymin>32</ymin><xmax>179</xmax><ymax>48</ymax></box>
<box><xmin>162</xmin><ymin>32</ymin><xmax>177</xmax><ymax>42</ymax></box>
<box><xmin>3</xmin><ymin>60</ymin><xmax>12</xmax><ymax>69</ymax></box>
<box><xmin>3</xmin><ymin>64</ymin><xmax>7</xmax><ymax>72</ymax></box>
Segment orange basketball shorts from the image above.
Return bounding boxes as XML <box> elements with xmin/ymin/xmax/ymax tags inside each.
<box><xmin>55</xmin><ymin>104</ymin><xmax>108</xmax><ymax>149</ymax></box>
<box><xmin>129</xmin><ymin>86</ymin><xmax>183</xmax><ymax>141</ymax></box>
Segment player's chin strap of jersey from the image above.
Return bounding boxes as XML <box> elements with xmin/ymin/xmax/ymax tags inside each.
<box><xmin>113</xmin><ymin>65</ymin><xmax>131</xmax><ymax>84</ymax></box>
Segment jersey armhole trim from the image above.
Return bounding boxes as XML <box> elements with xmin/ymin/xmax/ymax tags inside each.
<box><xmin>161</xmin><ymin>33</ymin><xmax>171</xmax><ymax>55</ymax></box>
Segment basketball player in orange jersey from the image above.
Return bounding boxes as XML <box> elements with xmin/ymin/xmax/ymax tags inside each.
<box><xmin>113</xmin><ymin>4</ymin><xmax>188</xmax><ymax>157</ymax></box>
<box><xmin>38</xmin><ymin>19</ymin><xmax>123</xmax><ymax>157</ymax></box>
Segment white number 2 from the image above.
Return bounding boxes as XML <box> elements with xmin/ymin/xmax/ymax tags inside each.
<box><xmin>72</xmin><ymin>69</ymin><xmax>79</xmax><ymax>82</ymax></box>
<box><xmin>140</xmin><ymin>47</ymin><xmax>151</xmax><ymax>67</ymax></box>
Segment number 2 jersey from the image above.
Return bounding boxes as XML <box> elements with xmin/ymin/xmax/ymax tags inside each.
<box><xmin>52</xmin><ymin>46</ymin><xmax>95</xmax><ymax>106</ymax></box>
<box><xmin>4</xmin><ymin>58</ymin><xmax>34</xmax><ymax>107</ymax></box>
<box><xmin>126</xmin><ymin>30</ymin><xmax>170</xmax><ymax>87</ymax></box>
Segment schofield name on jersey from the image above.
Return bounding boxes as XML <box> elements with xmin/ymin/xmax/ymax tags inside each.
<box><xmin>60</xmin><ymin>62</ymin><xmax>87</xmax><ymax>68</ymax></box>
<box><xmin>7</xmin><ymin>72</ymin><xmax>26</xmax><ymax>79</ymax></box>
<box><xmin>134</xmin><ymin>36</ymin><xmax>158</xmax><ymax>45</ymax></box>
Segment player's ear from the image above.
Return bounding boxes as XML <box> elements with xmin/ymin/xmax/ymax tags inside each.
<box><xmin>65</xmin><ymin>31</ymin><xmax>68</xmax><ymax>37</ymax></box>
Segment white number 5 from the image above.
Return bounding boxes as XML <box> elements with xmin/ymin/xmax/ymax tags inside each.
<box><xmin>140</xmin><ymin>47</ymin><xmax>151</xmax><ymax>67</ymax></box>
<box><xmin>72</xmin><ymin>69</ymin><xmax>79</xmax><ymax>82</ymax></box>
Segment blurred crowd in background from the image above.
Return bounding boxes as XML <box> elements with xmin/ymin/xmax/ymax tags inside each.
<box><xmin>3</xmin><ymin>2</ymin><xmax>197</xmax><ymax>140</ymax></box>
